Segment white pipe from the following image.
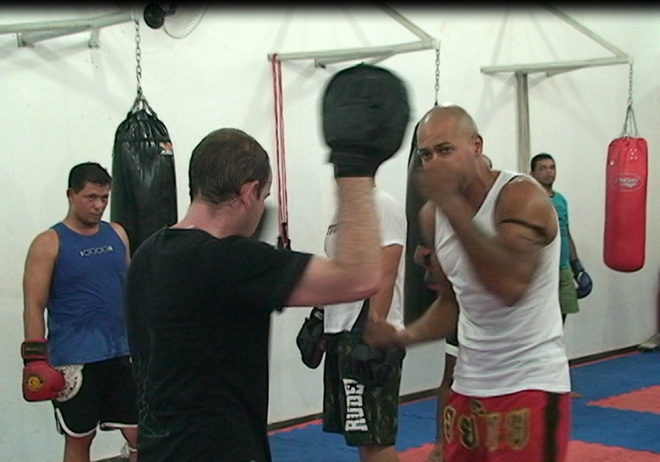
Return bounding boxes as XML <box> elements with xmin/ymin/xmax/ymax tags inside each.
<box><xmin>542</xmin><ymin>5</ymin><xmax>629</xmax><ymax>59</ymax></box>
<box><xmin>0</xmin><ymin>11</ymin><xmax>133</xmax><ymax>35</ymax></box>
<box><xmin>481</xmin><ymin>56</ymin><xmax>630</xmax><ymax>75</ymax></box>
<box><xmin>377</xmin><ymin>4</ymin><xmax>436</xmax><ymax>43</ymax></box>
<box><xmin>269</xmin><ymin>40</ymin><xmax>434</xmax><ymax>63</ymax></box>
<box><xmin>18</xmin><ymin>27</ymin><xmax>90</xmax><ymax>47</ymax></box>
<box><xmin>267</xmin><ymin>6</ymin><xmax>438</xmax><ymax>66</ymax></box>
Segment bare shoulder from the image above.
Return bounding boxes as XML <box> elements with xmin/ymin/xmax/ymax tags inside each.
<box><xmin>499</xmin><ymin>175</ymin><xmax>552</xmax><ymax>212</ymax></box>
<box><xmin>109</xmin><ymin>222</ymin><xmax>128</xmax><ymax>239</ymax></box>
<box><xmin>109</xmin><ymin>222</ymin><xmax>131</xmax><ymax>251</ymax></box>
<box><xmin>496</xmin><ymin>174</ymin><xmax>557</xmax><ymax>240</ymax></box>
<box><xmin>27</xmin><ymin>228</ymin><xmax>59</xmax><ymax>259</ymax></box>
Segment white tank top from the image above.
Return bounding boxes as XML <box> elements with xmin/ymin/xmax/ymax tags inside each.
<box><xmin>434</xmin><ymin>170</ymin><xmax>570</xmax><ymax>396</ymax></box>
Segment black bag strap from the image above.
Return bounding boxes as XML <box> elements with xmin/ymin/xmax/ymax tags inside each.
<box><xmin>350</xmin><ymin>299</ymin><xmax>370</xmax><ymax>334</ymax></box>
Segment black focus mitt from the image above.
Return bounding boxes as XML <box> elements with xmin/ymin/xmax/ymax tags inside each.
<box><xmin>322</xmin><ymin>63</ymin><xmax>410</xmax><ymax>177</ymax></box>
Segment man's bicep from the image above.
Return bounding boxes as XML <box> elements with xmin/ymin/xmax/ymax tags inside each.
<box><xmin>23</xmin><ymin>232</ymin><xmax>58</xmax><ymax>312</ymax></box>
<box><xmin>496</xmin><ymin>180</ymin><xmax>557</xmax><ymax>255</ymax></box>
<box><xmin>381</xmin><ymin>243</ymin><xmax>403</xmax><ymax>283</ymax></box>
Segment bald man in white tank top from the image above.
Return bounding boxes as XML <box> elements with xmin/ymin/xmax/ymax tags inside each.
<box><xmin>365</xmin><ymin>105</ymin><xmax>571</xmax><ymax>462</ymax></box>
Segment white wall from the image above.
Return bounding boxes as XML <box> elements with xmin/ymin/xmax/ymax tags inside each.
<box><xmin>1</xmin><ymin>6</ymin><xmax>659</xmax><ymax>461</ymax></box>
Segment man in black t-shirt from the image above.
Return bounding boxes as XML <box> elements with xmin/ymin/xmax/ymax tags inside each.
<box><xmin>125</xmin><ymin>63</ymin><xmax>410</xmax><ymax>462</ymax></box>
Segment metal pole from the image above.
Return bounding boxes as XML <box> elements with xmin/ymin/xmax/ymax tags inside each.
<box><xmin>515</xmin><ymin>71</ymin><xmax>531</xmax><ymax>174</ymax></box>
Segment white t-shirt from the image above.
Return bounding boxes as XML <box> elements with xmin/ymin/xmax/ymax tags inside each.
<box><xmin>323</xmin><ymin>188</ymin><xmax>406</xmax><ymax>333</ymax></box>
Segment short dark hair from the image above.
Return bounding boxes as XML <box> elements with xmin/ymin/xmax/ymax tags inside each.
<box><xmin>68</xmin><ymin>162</ymin><xmax>112</xmax><ymax>192</ymax></box>
<box><xmin>530</xmin><ymin>152</ymin><xmax>554</xmax><ymax>171</ymax></box>
<box><xmin>188</xmin><ymin>128</ymin><xmax>271</xmax><ymax>204</ymax></box>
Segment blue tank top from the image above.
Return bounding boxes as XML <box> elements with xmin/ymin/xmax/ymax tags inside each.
<box><xmin>47</xmin><ymin>221</ymin><xmax>130</xmax><ymax>366</ymax></box>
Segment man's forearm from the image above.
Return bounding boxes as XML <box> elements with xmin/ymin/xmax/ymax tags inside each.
<box><xmin>334</xmin><ymin>178</ymin><xmax>381</xmax><ymax>287</ymax></box>
<box><xmin>398</xmin><ymin>296</ymin><xmax>458</xmax><ymax>346</ymax></box>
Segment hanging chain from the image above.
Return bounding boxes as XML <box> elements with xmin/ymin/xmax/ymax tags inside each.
<box><xmin>626</xmin><ymin>61</ymin><xmax>634</xmax><ymax>108</ymax></box>
<box><xmin>434</xmin><ymin>47</ymin><xmax>440</xmax><ymax>106</ymax></box>
<box><xmin>622</xmin><ymin>61</ymin><xmax>638</xmax><ymax>137</ymax></box>
<box><xmin>134</xmin><ymin>12</ymin><xmax>143</xmax><ymax>97</ymax></box>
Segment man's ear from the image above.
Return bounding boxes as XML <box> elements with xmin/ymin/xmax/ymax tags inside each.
<box><xmin>472</xmin><ymin>134</ymin><xmax>483</xmax><ymax>154</ymax></box>
<box><xmin>238</xmin><ymin>180</ymin><xmax>260</xmax><ymax>205</ymax></box>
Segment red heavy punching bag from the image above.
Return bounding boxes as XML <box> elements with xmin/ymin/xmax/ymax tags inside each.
<box><xmin>604</xmin><ymin>103</ymin><xmax>648</xmax><ymax>272</ymax></box>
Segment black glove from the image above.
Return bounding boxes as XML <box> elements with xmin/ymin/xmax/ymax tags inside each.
<box><xmin>570</xmin><ymin>260</ymin><xmax>593</xmax><ymax>299</ymax></box>
<box><xmin>322</xmin><ymin>63</ymin><xmax>410</xmax><ymax>177</ymax></box>
<box><xmin>296</xmin><ymin>307</ymin><xmax>329</xmax><ymax>369</ymax></box>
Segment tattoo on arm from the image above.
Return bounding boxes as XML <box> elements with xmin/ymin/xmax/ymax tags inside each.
<box><xmin>499</xmin><ymin>218</ymin><xmax>549</xmax><ymax>244</ymax></box>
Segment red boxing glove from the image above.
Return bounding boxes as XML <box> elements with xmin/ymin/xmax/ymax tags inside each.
<box><xmin>21</xmin><ymin>339</ymin><xmax>65</xmax><ymax>402</ymax></box>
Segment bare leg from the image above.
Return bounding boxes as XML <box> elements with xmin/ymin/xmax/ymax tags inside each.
<box><xmin>63</xmin><ymin>433</ymin><xmax>94</xmax><ymax>462</ymax></box>
<box><xmin>359</xmin><ymin>444</ymin><xmax>398</xmax><ymax>462</ymax></box>
<box><xmin>121</xmin><ymin>426</ymin><xmax>139</xmax><ymax>462</ymax></box>
<box><xmin>427</xmin><ymin>353</ymin><xmax>456</xmax><ymax>462</ymax></box>
<box><xmin>562</xmin><ymin>314</ymin><xmax>582</xmax><ymax>398</ymax></box>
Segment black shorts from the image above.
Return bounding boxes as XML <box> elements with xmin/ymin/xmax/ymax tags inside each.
<box><xmin>322</xmin><ymin>332</ymin><xmax>404</xmax><ymax>447</ymax></box>
<box><xmin>53</xmin><ymin>356</ymin><xmax>138</xmax><ymax>437</ymax></box>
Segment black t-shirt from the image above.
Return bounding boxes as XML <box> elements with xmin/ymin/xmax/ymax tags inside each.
<box><xmin>125</xmin><ymin>228</ymin><xmax>312</xmax><ymax>462</ymax></box>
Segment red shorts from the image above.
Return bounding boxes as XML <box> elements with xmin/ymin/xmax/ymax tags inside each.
<box><xmin>443</xmin><ymin>389</ymin><xmax>571</xmax><ymax>462</ymax></box>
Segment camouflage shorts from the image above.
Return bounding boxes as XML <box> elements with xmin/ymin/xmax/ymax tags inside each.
<box><xmin>322</xmin><ymin>331</ymin><xmax>405</xmax><ymax>447</ymax></box>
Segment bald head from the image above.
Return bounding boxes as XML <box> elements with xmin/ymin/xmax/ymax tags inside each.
<box><xmin>415</xmin><ymin>104</ymin><xmax>483</xmax><ymax>164</ymax></box>
<box><xmin>418</xmin><ymin>104</ymin><xmax>479</xmax><ymax>141</ymax></box>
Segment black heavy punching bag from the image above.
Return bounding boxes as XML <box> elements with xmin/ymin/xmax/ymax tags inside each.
<box><xmin>403</xmin><ymin>122</ymin><xmax>436</xmax><ymax>324</ymax></box>
<box><xmin>111</xmin><ymin>93</ymin><xmax>178</xmax><ymax>256</ymax></box>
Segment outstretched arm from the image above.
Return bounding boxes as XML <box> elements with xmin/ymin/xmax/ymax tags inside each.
<box><xmin>364</xmin><ymin>267</ymin><xmax>458</xmax><ymax>348</ymax></box>
<box><xmin>286</xmin><ymin>178</ymin><xmax>382</xmax><ymax>307</ymax></box>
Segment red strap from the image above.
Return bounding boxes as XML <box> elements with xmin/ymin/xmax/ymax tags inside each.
<box><xmin>271</xmin><ymin>55</ymin><xmax>291</xmax><ymax>250</ymax></box>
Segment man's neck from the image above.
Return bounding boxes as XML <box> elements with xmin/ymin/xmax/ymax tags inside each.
<box><xmin>544</xmin><ymin>185</ymin><xmax>554</xmax><ymax>197</ymax></box>
<box><xmin>173</xmin><ymin>201</ymin><xmax>241</xmax><ymax>239</ymax></box>
<box><xmin>62</xmin><ymin>217</ymin><xmax>100</xmax><ymax>236</ymax></box>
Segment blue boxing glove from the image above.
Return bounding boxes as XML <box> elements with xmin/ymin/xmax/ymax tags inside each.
<box><xmin>570</xmin><ymin>260</ymin><xmax>593</xmax><ymax>299</ymax></box>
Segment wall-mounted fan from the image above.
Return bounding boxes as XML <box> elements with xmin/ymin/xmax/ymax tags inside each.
<box><xmin>143</xmin><ymin>3</ymin><xmax>208</xmax><ymax>39</ymax></box>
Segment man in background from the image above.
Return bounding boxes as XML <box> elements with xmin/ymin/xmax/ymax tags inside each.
<box><xmin>322</xmin><ymin>178</ymin><xmax>407</xmax><ymax>462</ymax></box>
<box><xmin>22</xmin><ymin>162</ymin><xmax>138</xmax><ymax>462</ymax></box>
<box><xmin>530</xmin><ymin>152</ymin><xmax>592</xmax><ymax>325</ymax></box>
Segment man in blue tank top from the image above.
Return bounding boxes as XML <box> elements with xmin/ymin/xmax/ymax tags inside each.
<box><xmin>22</xmin><ymin>162</ymin><xmax>138</xmax><ymax>462</ymax></box>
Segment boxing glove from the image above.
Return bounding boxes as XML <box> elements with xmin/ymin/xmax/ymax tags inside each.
<box><xmin>296</xmin><ymin>307</ymin><xmax>329</xmax><ymax>369</ymax></box>
<box><xmin>322</xmin><ymin>63</ymin><xmax>410</xmax><ymax>177</ymax></box>
<box><xmin>570</xmin><ymin>260</ymin><xmax>593</xmax><ymax>299</ymax></box>
<box><xmin>21</xmin><ymin>338</ymin><xmax>65</xmax><ymax>402</ymax></box>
